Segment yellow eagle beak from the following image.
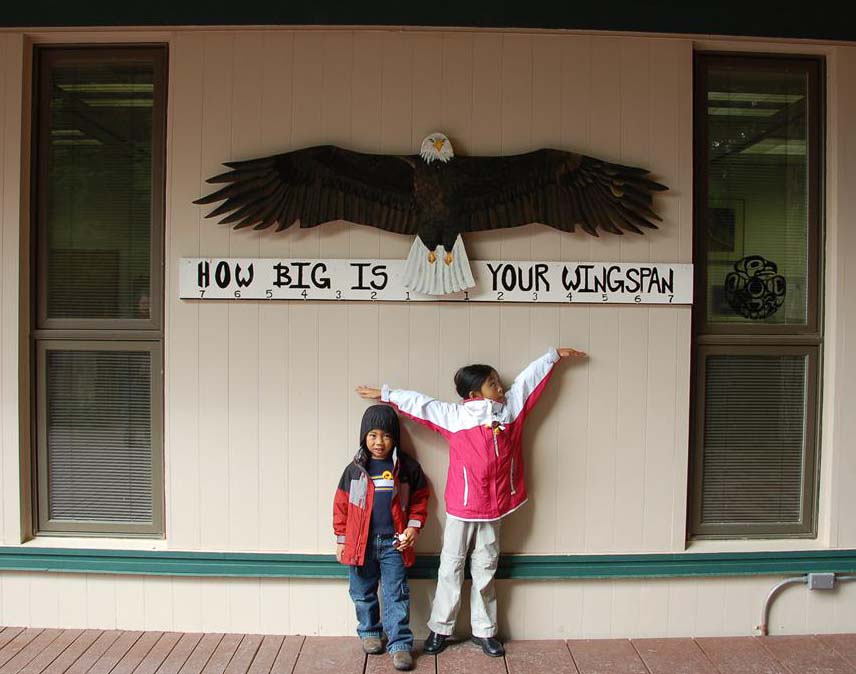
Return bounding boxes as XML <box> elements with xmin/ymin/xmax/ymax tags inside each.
<box><xmin>433</xmin><ymin>139</ymin><xmax>445</xmax><ymax>152</ymax></box>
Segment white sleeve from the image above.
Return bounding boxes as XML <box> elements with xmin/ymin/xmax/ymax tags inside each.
<box><xmin>382</xmin><ymin>386</ymin><xmax>464</xmax><ymax>435</ymax></box>
<box><xmin>503</xmin><ymin>348</ymin><xmax>560</xmax><ymax>420</ymax></box>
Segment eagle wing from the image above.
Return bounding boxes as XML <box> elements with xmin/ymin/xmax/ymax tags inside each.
<box><xmin>194</xmin><ymin>145</ymin><xmax>420</xmax><ymax>234</ymax></box>
<box><xmin>450</xmin><ymin>149</ymin><xmax>667</xmax><ymax>236</ymax></box>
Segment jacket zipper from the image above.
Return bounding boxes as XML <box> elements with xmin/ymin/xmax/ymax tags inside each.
<box><xmin>492</xmin><ymin>426</ymin><xmax>499</xmax><ymax>457</ymax></box>
<box><xmin>510</xmin><ymin>458</ymin><xmax>516</xmax><ymax>495</ymax></box>
<box><xmin>462</xmin><ymin>466</ymin><xmax>469</xmax><ymax>506</ymax></box>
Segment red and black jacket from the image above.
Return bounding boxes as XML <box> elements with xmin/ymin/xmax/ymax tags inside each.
<box><xmin>333</xmin><ymin>447</ymin><xmax>429</xmax><ymax>568</ymax></box>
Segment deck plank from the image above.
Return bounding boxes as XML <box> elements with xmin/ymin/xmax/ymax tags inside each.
<box><xmin>110</xmin><ymin>632</ymin><xmax>164</xmax><ymax>674</ymax></box>
<box><xmin>0</xmin><ymin>630</ymin><xmax>44</xmax><ymax>669</ymax></box>
<box><xmin>245</xmin><ymin>636</ymin><xmax>284</xmax><ymax>674</ymax></box>
<box><xmin>16</xmin><ymin>630</ymin><xmax>84</xmax><ymax>674</ymax></box>
<box><xmin>696</xmin><ymin>636</ymin><xmax>790</xmax><ymax>674</ymax></box>
<box><xmin>63</xmin><ymin>631</ymin><xmax>124</xmax><ymax>674</ymax></box>
<box><xmin>760</xmin><ymin>635</ymin><xmax>854</xmax><ymax>674</ymax></box>
<box><xmin>199</xmin><ymin>634</ymin><xmax>243</xmax><ymax>674</ymax></box>
<box><xmin>632</xmin><ymin>638</ymin><xmax>719</xmax><ymax>674</ymax></box>
<box><xmin>291</xmin><ymin>637</ymin><xmax>364</xmax><ymax>674</ymax></box>
<box><xmin>817</xmin><ymin>634</ymin><xmax>856</xmax><ymax>669</ymax></box>
<box><xmin>365</xmin><ymin>641</ymin><xmax>433</xmax><ymax>673</ymax></box>
<box><xmin>133</xmin><ymin>633</ymin><xmax>185</xmax><ymax>674</ymax></box>
<box><xmin>172</xmin><ymin>634</ymin><xmax>219</xmax><ymax>674</ymax></box>
<box><xmin>222</xmin><ymin>635</ymin><xmax>263</xmax><ymax>674</ymax></box>
<box><xmin>436</xmin><ymin>640</ymin><xmax>506</xmax><ymax>674</ymax></box>
<box><xmin>0</xmin><ymin>631</ymin><xmax>25</xmax><ymax>653</ymax></box>
<box><xmin>567</xmin><ymin>639</ymin><xmax>648</xmax><ymax>674</ymax></box>
<box><xmin>505</xmin><ymin>640</ymin><xmax>579</xmax><ymax>674</ymax></box>
<box><xmin>38</xmin><ymin>631</ymin><xmax>104</xmax><ymax>674</ymax></box>
<box><xmin>269</xmin><ymin>636</ymin><xmax>304</xmax><ymax>674</ymax></box>
<box><xmin>0</xmin><ymin>629</ymin><xmax>64</xmax><ymax>674</ymax></box>
<box><xmin>86</xmin><ymin>631</ymin><xmax>145</xmax><ymax>674</ymax></box>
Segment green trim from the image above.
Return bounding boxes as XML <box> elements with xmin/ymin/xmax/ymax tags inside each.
<box><xmin>1</xmin><ymin>547</ymin><xmax>855</xmax><ymax>580</ymax></box>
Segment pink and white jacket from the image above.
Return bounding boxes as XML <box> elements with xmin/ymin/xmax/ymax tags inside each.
<box><xmin>381</xmin><ymin>349</ymin><xmax>560</xmax><ymax>521</ymax></box>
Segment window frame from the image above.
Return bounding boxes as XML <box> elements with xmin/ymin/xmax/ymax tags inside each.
<box><xmin>689</xmin><ymin>52</ymin><xmax>825</xmax><ymax>539</ymax></box>
<box><xmin>30</xmin><ymin>44</ymin><xmax>167</xmax><ymax>537</ymax></box>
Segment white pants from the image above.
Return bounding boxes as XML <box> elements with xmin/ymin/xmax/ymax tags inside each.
<box><xmin>427</xmin><ymin>517</ymin><xmax>501</xmax><ymax>638</ymax></box>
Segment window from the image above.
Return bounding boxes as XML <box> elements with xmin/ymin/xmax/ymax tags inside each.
<box><xmin>689</xmin><ymin>54</ymin><xmax>823</xmax><ymax>538</ymax></box>
<box><xmin>32</xmin><ymin>46</ymin><xmax>166</xmax><ymax>536</ymax></box>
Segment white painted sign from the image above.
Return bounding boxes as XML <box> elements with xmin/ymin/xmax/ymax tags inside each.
<box><xmin>180</xmin><ymin>258</ymin><xmax>693</xmax><ymax>305</ymax></box>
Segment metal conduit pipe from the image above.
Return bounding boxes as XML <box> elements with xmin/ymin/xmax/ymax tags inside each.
<box><xmin>757</xmin><ymin>574</ymin><xmax>856</xmax><ymax>636</ymax></box>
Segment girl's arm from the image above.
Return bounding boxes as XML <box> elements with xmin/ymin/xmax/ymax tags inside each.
<box><xmin>504</xmin><ymin>347</ymin><xmax>587</xmax><ymax>421</ymax></box>
<box><xmin>356</xmin><ymin>385</ymin><xmax>461</xmax><ymax>437</ymax></box>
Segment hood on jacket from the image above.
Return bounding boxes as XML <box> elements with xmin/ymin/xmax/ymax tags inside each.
<box><xmin>358</xmin><ymin>404</ymin><xmax>401</xmax><ymax>457</ymax></box>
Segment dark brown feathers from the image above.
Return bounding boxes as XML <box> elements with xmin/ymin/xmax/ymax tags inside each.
<box><xmin>194</xmin><ymin>143</ymin><xmax>668</xmax><ymax>241</ymax></box>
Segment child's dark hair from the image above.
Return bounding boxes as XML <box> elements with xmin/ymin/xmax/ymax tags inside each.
<box><xmin>454</xmin><ymin>364</ymin><xmax>496</xmax><ymax>399</ymax></box>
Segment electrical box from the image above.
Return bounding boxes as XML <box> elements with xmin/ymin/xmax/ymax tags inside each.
<box><xmin>807</xmin><ymin>573</ymin><xmax>836</xmax><ymax>590</ymax></box>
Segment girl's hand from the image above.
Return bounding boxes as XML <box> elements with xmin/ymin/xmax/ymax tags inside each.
<box><xmin>336</xmin><ymin>543</ymin><xmax>346</xmax><ymax>564</ymax></box>
<box><xmin>558</xmin><ymin>347</ymin><xmax>587</xmax><ymax>359</ymax></box>
<box><xmin>356</xmin><ymin>385</ymin><xmax>382</xmax><ymax>400</ymax></box>
<box><xmin>396</xmin><ymin>527</ymin><xmax>419</xmax><ymax>550</ymax></box>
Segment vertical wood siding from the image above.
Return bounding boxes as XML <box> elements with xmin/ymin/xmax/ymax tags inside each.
<box><xmin>166</xmin><ymin>30</ymin><xmax>693</xmax><ymax>555</ymax></box>
<box><xmin>1</xmin><ymin>27</ymin><xmax>855</xmax><ymax>638</ymax></box>
<box><xmin>0</xmin><ymin>34</ymin><xmax>25</xmax><ymax>546</ymax></box>
<box><xmin>2</xmin><ymin>572</ymin><xmax>856</xmax><ymax>638</ymax></box>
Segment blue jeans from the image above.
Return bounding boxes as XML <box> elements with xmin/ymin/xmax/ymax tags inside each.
<box><xmin>348</xmin><ymin>534</ymin><xmax>413</xmax><ymax>653</ymax></box>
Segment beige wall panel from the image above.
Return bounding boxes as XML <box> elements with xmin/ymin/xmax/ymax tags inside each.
<box><xmin>172</xmin><ymin>576</ymin><xmax>203</xmax><ymax>632</ymax></box>
<box><xmin>85</xmin><ymin>575</ymin><xmax>117</xmax><ymax>628</ymax></box>
<box><xmin>255</xmin><ymin>33</ymin><xmax>295</xmax><ymax>553</ymax></box>
<box><xmin>199</xmin><ymin>577</ymin><xmax>230</xmax><ymax>632</ymax></box>
<box><xmin>1</xmin><ymin>34</ymin><xmax>24</xmax><ymax>546</ymax></box>
<box><xmin>58</xmin><ymin>573</ymin><xmax>88</xmax><ymax>627</ymax></box>
<box><xmin>830</xmin><ymin>47</ymin><xmax>856</xmax><ymax>547</ymax></box>
<box><xmin>226</xmin><ymin>33</ymin><xmax>265</xmax><ymax>553</ymax></box>
<box><xmin>258</xmin><ymin>578</ymin><xmax>291</xmax><ymax>634</ymax></box>
<box><xmin>196</xmin><ymin>33</ymin><xmax>235</xmax><ymax>551</ymax></box>
<box><xmin>1</xmin><ymin>572</ymin><xmax>30</xmax><ymax>625</ymax></box>
<box><xmin>29</xmin><ymin>573</ymin><xmax>59</xmax><ymax>627</ymax></box>
<box><xmin>167</xmin><ymin>32</ymin><xmax>204</xmax><ymax>550</ymax></box>
<box><xmin>144</xmin><ymin>577</ymin><xmax>174</xmax><ymax>630</ymax></box>
<box><xmin>4</xmin><ymin>571</ymin><xmax>856</xmax><ymax>637</ymax></box>
<box><xmin>115</xmin><ymin>576</ymin><xmax>145</xmax><ymax>629</ymax></box>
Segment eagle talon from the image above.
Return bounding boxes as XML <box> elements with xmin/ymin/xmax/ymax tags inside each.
<box><xmin>427</xmin><ymin>251</ymin><xmax>436</xmax><ymax>264</ymax></box>
<box><xmin>444</xmin><ymin>252</ymin><xmax>454</xmax><ymax>266</ymax></box>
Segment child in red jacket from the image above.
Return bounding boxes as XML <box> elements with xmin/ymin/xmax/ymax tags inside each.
<box><xmin>357</xmin><ymin>347</ymin><xmax>585</xmax><ymax>657</ymax></box>
<box><xmin>333</xmin><ymin>404</ymin><xmax>429</xmax><ymax>671</ymax></box>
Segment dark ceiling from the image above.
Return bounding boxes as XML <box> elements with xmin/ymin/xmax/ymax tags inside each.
<box><xmin>2</xmin><ymin>1</ymin><xmax>854</xmax><ymax>43</ymax></box>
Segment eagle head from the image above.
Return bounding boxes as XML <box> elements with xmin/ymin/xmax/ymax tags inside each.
<box><xmin>419</xmin><ymin>132</ymin><xmax>454</xmax><ymax>165</ymax></box>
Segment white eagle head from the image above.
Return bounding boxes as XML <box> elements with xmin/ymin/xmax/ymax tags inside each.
<box><xmin>420</xmin><ymin>132</ymin><xmax>454</xmax><ymax>164</ymax></box>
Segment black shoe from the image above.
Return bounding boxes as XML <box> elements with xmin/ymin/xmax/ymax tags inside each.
<box><xmin>471</xmin><ymin>636</ymin><xmax>504</xmax><ymax>657</ymax></box>
<box><xmin>423</xmin><ymin>631</ymin><xmax>448</xmax><ymax>654</ymax></box>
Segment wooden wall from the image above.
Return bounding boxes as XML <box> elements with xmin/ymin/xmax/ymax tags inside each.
<box><xmin>167</xmin><ymin>29</ymin><xmax>692</xmax><ymax>555</ymax></box>
<box><xmin>1</xmin><ymin>27</ymin><xmax>856</xmax><ymax>637</ymax></box>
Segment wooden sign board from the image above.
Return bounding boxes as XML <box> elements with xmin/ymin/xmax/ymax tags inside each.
<box><xmin>180</xmin><ymin>258</ymin><xmax>693</xmax><ymax>305</ymax></box>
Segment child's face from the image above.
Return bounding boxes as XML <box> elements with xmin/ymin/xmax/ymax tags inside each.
<box><xmin>365</xmin><ymin>428</ymin><xmax>394</xmax><ymax>460</ymax></box>
<box><xmin>476</xmin><ymin>370</ymin><xmax>505</xmax><ymax>403</ymax></box>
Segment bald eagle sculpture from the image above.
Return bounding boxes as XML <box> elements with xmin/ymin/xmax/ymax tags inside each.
<box><xmin>194</xmin><ymin>133</ymin><xmax>668</xmax><ymax>295</ymax></box>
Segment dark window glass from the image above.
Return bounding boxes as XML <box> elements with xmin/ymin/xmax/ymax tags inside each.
<box><xmin>33</xmin><ymin>47</ymin><xmax>165</xmax><ymax>537</ymax></box>
<box><xmin>45</xmin><ymin>61</ymin><xmax>154</xmax><ymax>320</ymax></box>
<box><xmin>691</xmin><ymin>54</ymin><xmax>822</xmax><ymax>539</ymax></box>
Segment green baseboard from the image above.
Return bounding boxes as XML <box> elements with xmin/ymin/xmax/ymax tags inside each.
<box><xmin>1</xmin><ymin>547</ymin><xmax>855</xmax><ymax>580</ymax></box>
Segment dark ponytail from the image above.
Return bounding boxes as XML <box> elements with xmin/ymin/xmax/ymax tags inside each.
<box><xmin>454</xmin><ymin>364</ymin><xmax>495</xmax><ymax>399</ymax></box>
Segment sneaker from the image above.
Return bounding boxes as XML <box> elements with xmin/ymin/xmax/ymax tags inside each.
<box><xmin>361</xmin><ymin>637</ymin><xmax>384</xmax><ymax>654</ymax></box>
<box><xmin>391</xmin><ymin>651</ymin><xmax>414</xmax><ymax>671</ymax></box>
<box><xmin>471</xmin><ymin>636</ymin><xmax>504</xmax><ymax>657</ymax></box>
<box><xmin>423</xmin><ymin>630</ymin><xmax>448</xmax><ymax>654</ymax></box>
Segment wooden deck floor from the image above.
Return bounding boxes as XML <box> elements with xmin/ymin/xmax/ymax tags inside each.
<box><xmin>2</xmin><ymin>627</ymin><xmax>856</xmax><ymax>674</ymax></box>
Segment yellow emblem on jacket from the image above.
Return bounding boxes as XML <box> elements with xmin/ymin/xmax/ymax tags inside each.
<box><xmin>382</xmin><ymin>470</ymin><xmax>393</xmax><ymax>480</ymax></box>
